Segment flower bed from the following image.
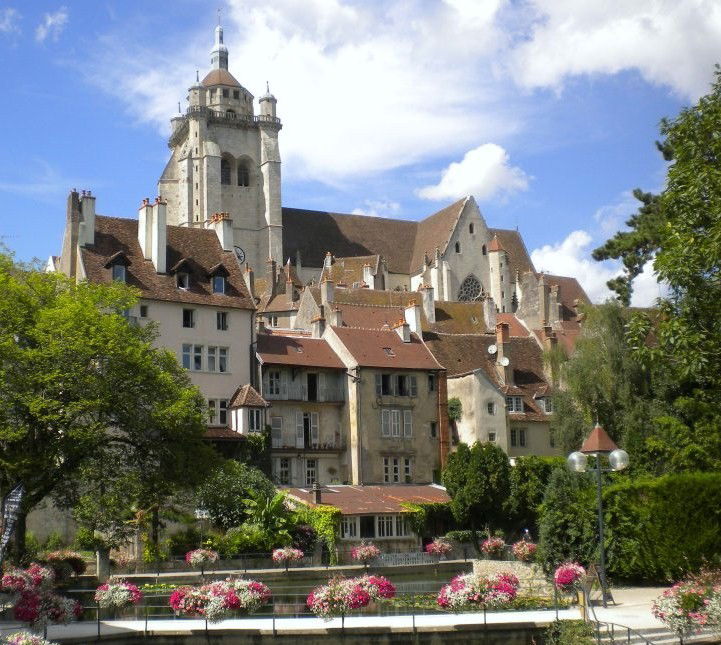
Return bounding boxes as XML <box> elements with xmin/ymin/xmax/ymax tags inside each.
<box><xmin>425</xmin><ymin>538</ymin><xmax>453</xmax><ymax>557</ymax></box>
<box><xmin>185</xmin><ymin>549</ymin><xmax>218</xmax><ymax>570</ymax></box>
<box><xmin>652</xmin><ymin>580</ymin><xmax>721</xmax><ymax>635</ymax></box>
<box><xmin>94</xmin><ymin>579</ymin><xmax>143</xmax><ymax>611</ymax></box>
<box><xmin>272</xmin><ymin>547</ymin><xmax>304</xmax><ymax>568</ymax></box>
<box><xmin>44</xmin><ymin>551</ymin><xmax>86</xmax><ymax>578</ymax></box>
<box><xmin>511</xmin><ymin>540</ymin><xmax>537</xmax><ymax>562</ymax></box>
<box><xmin>351</xmin><ymin>543</ymin><xmax>380</xmax><ymax>564</ymax></box>
<box><xmin>3</xmin><ymin>632</ymin><xmax>59</xmax><ymax>645</ymax></box>
<box><xmin>307</xmin><ymin>575</ymin><xmax>396</xmax><ymax>620</ymax></box>
<box><xmin>437</xmin><ymin>571</ymin><xmax>520</xmax><ymax>612</ymax></box>
<box><xmin>553</xmin><ymin>562</ymin><xmax>586</xmax><ymax>593</ymax></box>
<box><xmin>481</xmin><ymin>537</ymin><xmax>505</xmax><ymax>559</ymax></box>
<box><xmin>169</xmin><ymin>578</ymin><xmax>271</xmax><ymax>623</ymax></box>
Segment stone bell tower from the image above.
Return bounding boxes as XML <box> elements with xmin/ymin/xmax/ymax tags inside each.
<box><xmin>158</xmin><ymin>24</ymin><xmax>283</xmax><ymax>269</ymax></box>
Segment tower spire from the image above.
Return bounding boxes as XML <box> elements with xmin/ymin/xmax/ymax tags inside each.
<box><xmin>211</xmin><ymin>19</ymin><xmax>228</xmax><ymax>70</ymax></box>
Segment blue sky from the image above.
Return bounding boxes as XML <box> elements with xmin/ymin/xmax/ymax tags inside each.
<box><xmin>1</xmin><ymin>0</ymin><xmax>718</xmax><ymax>304</ymax></box>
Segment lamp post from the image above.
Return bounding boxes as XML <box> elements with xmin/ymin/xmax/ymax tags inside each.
<box><xmin>567</xmin><ymin>423</ymin><xmax>629</xmax><ymax>608</ymax></box>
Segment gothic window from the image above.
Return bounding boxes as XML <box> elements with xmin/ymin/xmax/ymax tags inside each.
<box><xmin>458</xmin><ymin>275</ymin><xmax>483</xmax><ymax>301</ymax></box>
<box><xmin>220</xmin><ymin>158</ymin><xmax>231</xmax><ymax>185</ymax></box>
<box><xmin>237</xmin><ymin>162</ymin><xmax>250</xmax><ymax>187</ymax></box>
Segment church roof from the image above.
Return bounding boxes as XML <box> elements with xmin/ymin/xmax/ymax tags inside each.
<box><xmin>81</xmin><ymin>215</ymin><xmax>255</xmax><ymax>310</ymax></box>
<box><xmin>488</xmin><ymin>228</ymin><xmax>535</xmax><ymax>278</ymax></box>
<box><xmin>410</xmin><ymin>198</ymin><xmax>468</xmax><ymax>272</ymax></box>
<box><xmin>487</xmin><ymin>235</ymin><xmax>504</xmax><ymax>252</ymax></box>
<box><xmin>201</xmin><ymin>69</ymin><xmax>242</xmax><ymax>88</ymax></box>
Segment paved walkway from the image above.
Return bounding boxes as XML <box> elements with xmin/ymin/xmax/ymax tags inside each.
<box><xmin>590</xmin><ymin>586</ymin><xmax>669</xmax><ymax>630</ymax></box>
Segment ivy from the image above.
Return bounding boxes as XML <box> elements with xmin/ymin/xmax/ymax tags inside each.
<box><xmin>400</xmin><ymin>502</ymin><xmax>454</xmax><ymax>537</ymax></box>
<box><xmin>296</xmin><ymin>505</ymin><xmax>342</xmax><ymax>565</ymax></box>
<box><xmin>447</xmin><ymin>397</ymin><xmax>463</xmax><ymax>422</ymax></box>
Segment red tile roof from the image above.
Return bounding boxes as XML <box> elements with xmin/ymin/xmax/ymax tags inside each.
<box><xmin>487</xmin><ymin>235</ymin><xmax>504</xmax><ymax>252</ymax></box>
<box><xmin>201</xmin><ymin>69</ymin><xmax>242</xmax><ymax>88</ymax></box>
<box><xmin>410</xmin><ymin>198</ymin><xmax>467</xmax><ymax>273</ymax></box>
<box><xmin>81</xmin><ymin>215</ymin><xmax>255</xmax><ymax>310</ymax></box>
<box><xmin>285</xmin><ymin>484</ymin><xmax>450</xmax><ymax>514</ymax></box>
<box><xmin>256</xmin><ymin>333</ymin><xmax>345</xmax><ymax>369</ymax></box>
<box><xmin>496</xmin><ymin>313</ymin><xmax>530</xmax><ymax>337</ymax></box>
<box><xmin>205</xmin><ymin>426</ymin><xmax>245</xmax><ymax>441</ymax></box>
<box><xmin>229</xmin><ymin>384</ymin><xmax>268</xmax><ymax>408</ymax></box>
<box><xmin>332</xmin><ymin>326</ymin><xmax>443</xmax><ymax>370</ymax></box>
<box><xmin>489</xmin><ymin>228</ymin><xmax>535</xmax><ymax>278</ymax></box>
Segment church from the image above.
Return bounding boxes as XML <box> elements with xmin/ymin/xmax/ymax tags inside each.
<box><xmin>156</xmin><ymin>25</ymin><xmax>587</xmax><ymax>322</ymax></box>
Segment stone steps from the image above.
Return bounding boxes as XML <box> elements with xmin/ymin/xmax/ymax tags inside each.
<box><xmin>596</xmin><ymin>625</ymin><xmax>720</xmax><ymax>644</ymax></box>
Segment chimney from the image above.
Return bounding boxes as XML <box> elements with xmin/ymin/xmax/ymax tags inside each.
<box><xmin>320</xmin><ymin>278</ymin><xmax>335</xmax><ymax>306</ymax></box>
<box><xmin>549</xmin><ymin>285</ymin><xmax>561</xmax><ymax>323</ymax></box>
<box><xmin>482</xmin><ymin>296</ymin><xmax>497</xmax><ymax>331</ymax></box>
<box><xmin>61</xmin><ymin>190</ymin><xmax>81</xmax><ymax>278</ymax></box>
<box><xmin>79</xmin><ymin>190</ymin><xmax>96</xmax><ymax>247</ymax></box>
<box><xmin>329</xmin><ymin>307</ymin><xmax>343</xmax><ymax>327</ymax></box>
<box><xmin>266</xmin><ymin>258</ymin><xmax>277</xmax><ymax>298</ymax></box>
<box><xmin>363</xmin><ymin>263</ymin><xmax>375</xmax><ymax>289</ymax></box>
<box><xmin>419</xmin><ymin>284</ymin><xmax>435</xmax><ymax>324</ymax></box>
<box><xmin>138</xmin><ymin>198</ymin><xmax>153</xmax><ymax>260</ymax></box>
<box><xmin>311</xmin><ymin>315</ymin><xmax>326</xmax><ymax>339</ymax></box>
<box><xmin>394</xmin><ymin>319</ymin><xmax>411</xmax><ymax>343</ymax></box>
<box><xmin>542</xmin><ymin>325</ymin><xmax>558</xmax><ymax>350</ymax></box>
<box><xmin>538</xmin><ymin>274</ymin><xmax>549</xmax><ymax>324</ymax></box>
<box><xmin>323</xmin><ymin>251</ymin><xmax>333</xmax><ymax>269</ymax></box>
<box><xmin>311</xmin><ymin>481</ymin><xmax>322</xmax><ymax>503</ymax></box>
<box><xmin>210</xmin><ymin>212</ymin><xmax>234</xmax><ymax>251</ymax></box>
<box><xmin>495</xmin><ymin>321</ymin><xmax>511</xmax><ymax>385</ymax></box>
<box><xmin>256</xmin><ymin>315</ymin><xmax>266</xmax><ymax>334</ymax></box>
<box><xmin>150</xmin><ymin>197</ymin><xmax>167</xmax><ymax>274</ymax></box>
<box><xmin>405</xmin><ymin>301</ymin><xmax>422</xmax><ymax>334</ymax></box>
<box><xmin>244</xmin><ymin>264</ymin><xmax>255</xmax><ymax>298</ymax></box>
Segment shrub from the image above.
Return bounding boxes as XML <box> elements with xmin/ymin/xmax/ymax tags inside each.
<box><xmin>445</xmin><ymin>530</ymin><xmax>474</xmax><ymax>543</ymax></box>
<box><xmin>447</xmin><ymin>398</ymin><xmax>463</xmax><ymax>422</ymax></box>
<box><xmin>167</xmin><ymin>528</ymin><xmax>202</xmax><ymax>556</ymax></box>
<box><xmin>437</xmin><ymin>571</ymin><xmax>519</xmax><ymax>611</ymax></box>
<box><xmin>425</xmin><ymin>538</ymin><xmax>453</xmax><ymax>556</ymax></box>
<box><xmin>544</xmin><ymin>620</ymin><xmax>595</xmax><ymax>644</ymax></box>
<box><xmin>512</xmin><ymin>540</ymin><xmax>537</xmax><ymax>562</ymax></box>
<box><xmin>604</xmin><ymin>472</ymin><xmax>721</xmax><ymax>582</ymax></box>
<box><xmin>42</xmin><ymin>533</ymin><xmax>66</xmax><ymax>552</ymax></box>
<box><xmin>291</xmin><ymin>524</ymin><xmax>317</xmax><ymax>554</ymax></box>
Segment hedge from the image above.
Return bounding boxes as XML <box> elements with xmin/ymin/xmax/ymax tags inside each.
<box><xmin>604</xmin><ymin>472</ymin><xmax>721</xmax><ymax>582</ymax></box>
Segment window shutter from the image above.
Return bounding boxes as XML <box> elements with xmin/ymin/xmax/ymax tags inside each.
<box><xmin>410</xmin><ymin>376</ymin><xmax>417</xmax><ymax>396</ymax></box>
<box><xmin>318</xmin><ymin>372</ymin><xmax>326</xmax><ymax>402</ymax></box>
<box><xmin>392</xmin><ymin>410</ymin><xmax>401</xmax><ymax>437</ymax></box>
<box><xmin>271</xmin><ymin>420</ymin><xmax>282</xmax><ymax>448</ymax></box>
<box><xmin>381</xmin><ymin>409</ymin><xmax>391</xmax><ymax>437</ymax></box>
<box><xmin>311</xmin><ymin>412</ymin><xmax>319</xmax><ymax>447</ymax></box>
<box><xmin>375</xmin><ymin>374</ymin><xmax>382</xmax><ymax>397</ymax></box>
<box><xmin>403</xmin><ymin>410</ymin><xmax>413</xmax><ymax>437</ymax></box>
<box><xmin>296</xmin><ymin>411</ymin><xmax>304</xmax><ymax>448</ymax></box>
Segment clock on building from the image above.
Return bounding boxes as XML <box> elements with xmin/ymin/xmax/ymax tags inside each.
<box><xmin>233</xmin><ymin>246</ymin><xmax>246</xmax><ymax>264</ymax></box>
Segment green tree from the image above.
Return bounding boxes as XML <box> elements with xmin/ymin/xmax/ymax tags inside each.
<box><xmin>537</xmin><ymin>467</ymin><xmax>597</xmax><ymax>574</ymax></box>
<box><xmin>242</xmin><ymin>490</ymin><xmax>294</xmax><ymax>546</ymax></box>
<box><xmin>0</xmin><ymin>251</ymin><xmax>214</xmax><ymax>559</ymax></box>
<box><xmin>442</xmin><ymin>442</ymin><xmax>511</xmax><ymax>549</ymax></box>
<box><xmin>506</xmin><ymin>456</ymin><xmax>564</xmax><ymax>536</ymax></box>
<box><xmin>196</xmin><ymin>460</ymin><xmax>275</xmax><ymax>530</ymax></box>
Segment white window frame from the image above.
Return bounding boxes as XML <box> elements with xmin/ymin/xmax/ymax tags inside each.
<box><xmin>217</xmin><ymin>311</ymin><xmax>228</xmax><ymax>331</ymax></box>
<box><xmin>487</xmin><ymin>401</ymin><xmax>496</xmax><ymax>415</ymax></box>
<box><xmin>182</xmin><ymin>308</ymin><xmax>195</xmax><ymax>328</ymax></box>
<box><xmin>182</xmin><ymin>343</ymin><xmax>192</xmax><ymax>370</ymax></box>
<box><xmin>403</xmin><ymin>457</ymin><xmax>412</xmax><ymax>483</ymax></box>
<box><xmin>391</xmin><ymin>410</ymin><xmax>401</xmax><ymax>437</ymax></box>
<box><xmin>506</xmin><ymin>396</ymin><xmax>524</xmax><ymax>413</ymax></box>
<box><xmin>268</xmin><ymin>370</ymin><xmax>281</xmax><ymax>396</ymax></box>
<box><xmin>377</xmin><ymin>515</ymin><xmax>394</xmax><ymax>538</ymax></box>
<box><xmin>341</xmin><ymin>516</ymin><xmax>358</xmax><ymax>539</ymax></box>
<box><xmin>305</xmin><ymin>458</ymin><xmax>317</xmax><ymax>486</ymax></box>
<box><xmin>249</xmin><ymin>409</ymin><xmax>262</xmax><ymax>433</ymax></box>
<box><xmin>207</xmin><ymin>346</ymin><xmax>217</xmax><ymax>372</ymax></box>
<box><xmin>212</xmin><ymin>275</ymin><xmax>226</xmax><ymax>294</ymax></box>
<box><xmin>111</xmin><ymin>264</ymin><xmax>126</xmax><ymax>282</ymax></box>
<box><xmin>193</xmin><ymin>344</ymin><xmax>203</xmax><ymax>371</ymax></box>
<box><xmin>403</xmin><ymin>410</ymin><xmax>412</xmax><ymax>437</ymax></box>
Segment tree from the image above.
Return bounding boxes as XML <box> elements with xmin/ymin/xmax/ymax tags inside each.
<box><xmin>537</xmin><ymin>467</ymin><xmax>597</xmax><ymax>574</ymax></box>
<box><xmin>196</xmin><ymin>461</ymin><xmax>275</xmax><ymax>530</ymax></box>
<box><xmin>242</xmin><ymin>490</ymin><xmax>294</xmax><ymax>546</ymax></box>
<box><xmin>506</xmin><ymin>456</ymin><xmax>564</xmax><ymax>536</ymax></box>
<box><xmin>442</xmin><ymin>442</ymin><xmax>511</xmax><ymax>549</ymax></box>
<box><xmin>0</xmin><ymin>251</ymin><xmax>216</xmax><ymax>559</ymax></box>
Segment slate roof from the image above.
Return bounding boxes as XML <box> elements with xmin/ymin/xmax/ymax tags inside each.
<box><xmin>285</xmin><ymin>484</ymin><xmax>450</xmax><ymax>514</ymax></box>
<box><xmin>256</xmin><ymin>333</ymin><xmax>345</xmax><ymax>369</ymax></box>
<box><xmin>229</xmin><ymin>384</ymin><xmax>268</xmax><ymax>409</ymax></box>
<box><xmin>332</xmin><ymin>327</ymin><xmax>443</xmax><ymax>370</ymax></box>
<box><xmin>81</xmin><ymin>215</ymin><xmax>255</xmax><ymax>310</ymax></box>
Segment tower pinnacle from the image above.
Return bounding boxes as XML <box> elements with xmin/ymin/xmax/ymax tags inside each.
<box><xmin>211</xmin><ymin>24</ymin><xmax>228</xmax><ymax>70</ymax></box>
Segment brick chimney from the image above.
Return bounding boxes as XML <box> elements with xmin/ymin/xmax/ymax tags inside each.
<box><xmin>404</xmin><ymin>301</ymin><xmax>422</xmax><ymax>334</ymax></box>
<box><xmin>323</xmin><ymin>251</ymin><xmax>333</xmax><ymax>269</ymax></box>
<box><xmin>419</xmin><ymin>284</ymin><xmax>435</xmax><ymax>324</ymax></box>
<box><xmin>78</xmin><ymin>190</ymin><xmax>96</xmax><ymax>247</ymax></box>
<box><xmin>60</xmin><ymin>190</ymin><xmax>81</xmax><ymax>278</ymax></box>
<box><xmin>495</xmin><ymin>321</ymin><xmax>512</xmax><ymax>385</ymax></box>
<box><xmin>320</xmin><ymin>278</ymin><xmax>335</xmax><ymax>306</ymax></box>
<box><xmin>394</xmin><ymin>319</ymin><xmax>411</xmax><ymax>343</ymax></box>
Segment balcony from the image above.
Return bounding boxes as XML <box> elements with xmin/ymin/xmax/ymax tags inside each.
<box><xmin>265</xmin><ymin>385</ymin><xmax>344</xmax><ymax>403</ymax></box>
<box><xmin>271</xmin><ymin>440</ymin><xmax>345</xmax><ymax>453</ymax></box>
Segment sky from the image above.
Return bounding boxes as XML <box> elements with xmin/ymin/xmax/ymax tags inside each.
<box><xmin>1</xmin><ymin>0</ymin><xmax>720</xmax><ymax>306</ymax></box>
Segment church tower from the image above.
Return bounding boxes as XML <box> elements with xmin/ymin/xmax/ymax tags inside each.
<box><xmin>158</xmin><ymin>25</ymin><xmax>283</xmax><ymax>269</ymax></box>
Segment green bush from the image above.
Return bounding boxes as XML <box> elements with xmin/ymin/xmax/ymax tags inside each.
<box><xmin>544</xmin><ymin>620</ymin><xmax>595</xmax><ymax>644</ymax></box>
<box><xmin>223</xmin><ymin>524</ymin><xmax>274</xmax><ymax>555</ymax></box>
<box><xmin>42</xmin><ymin>531</ymin><xmax>67</xmax><ymax>551</ymax></box>
<box><xmin>446</xmin><ymin>530</ymin><xmax>474</xmax><ymax>543</ymax></box>
<box><xmin>167</xmin><ymin>528</ymin><xmax>202</xmax><ymax>556</ymax></box>
<box><xmin>604</xmin><ymin>472</ymin><xmax>721</xmax><ymax>582</ymax></box>
<box><xmin>25</xmin><ymin>532</ymin><xmax>41</xmax><ymax>561</ymax></box>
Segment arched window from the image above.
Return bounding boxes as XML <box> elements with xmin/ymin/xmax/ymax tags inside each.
<box><xmin>237</xmin><ymin>162</ymin><xmax>250</xmax><ymax>187</ymax></box>
<box><xmin>220</xmin><ymin>158</ymin><xmax>231</xmax><ymax>185</ymax></box>
<box><xmin>458</xmin><ymin>275</ymin><xmax>483</xmax><ymax>301</ymax></box>
<box><xmin>482</xmin><ymin>244</ymin><xmax>487</xmax><ymax>256</ymax></box>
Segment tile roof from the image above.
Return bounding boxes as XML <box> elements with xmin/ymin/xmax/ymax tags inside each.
<box><xmin>581</xmin><ymin>424</ymin><xmax>618</xmax><ymax>453</ymax></box>
<box><xmin>308</xmin><ymin>286</ymin><xmax>422</xmax><ymax>308</ymax></box>
<box><xmin>229</xmin><ymin>384</ymin><xmax>268</xmax><ymax>408</ymax></box>
<box><xmin>201</xmin><ymin>69</ymin><xmax>242</xmax><ymax>88</ymax></box>
<box><xmin>496</xmin><ymin>313</ymin><xmax>530</xmax><ymax>337</ymax></box>
<box><xmin>256</xmin><ymin>333</ymin><xmax>345</xmax><ymax>369</ymax></box>
<box><xmin>543</xmin><ymin>274</ymin><xmax>590</xmax><ymax>320</ymax></box>
<box><xmin>81</xmin><ymin>216</ymin><xmax>255</xmax><ymax>310</ymax></box>
<box><xmin>410</xmin><ymin>198</ymin><xmax>467</xmax><ymax>273</ymax></box>
<box><xmin>487</xmin><ymin>235</ymin><xmax>504</xmax><ymax>252</ymax></box>
<box><xmin>285</xmin><ymin>484</ymin><xmax>450</xmax><ymax>514</ymax></box>
<box><xmin>319</xmin><ymin>255</ymin><xmax>380</xmax><ymax>286</ymax></box>
<box><xmin>333</xmin><ymin>303</ymin><xmax>405</xmax><ymax>329</ymax></box>
<box><xmin>489</xmin><ymin>228</ymin><xmax>535</xmax><ymax>278</ymax></box>
<box><xmin>428</xmin><ymin>302</ymin><xmax>490</xmax><ymax>335</ymax></box>
<box><xmin>332</xmin><ymin>326</ymin><xmax>443</xmax><ymax>370</ymax></box>
<box><xmin>205</xmin><ymin>426</ymin><xmax>245</xmax><ymax>441</ymax></box>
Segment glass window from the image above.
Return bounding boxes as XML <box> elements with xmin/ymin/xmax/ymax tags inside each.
<box><xmin>396</xmin><ymin>375</ymin><xmax>407</xmax><ymax>396</ymax></box>
<box><xmin>218</xmin><ymin>347</ymin><xmax>228</xmax><ymax>373</ymax></box>
<box><xmin>222</xmin><ymin>89</ymin><xmax>229</xmax><ymax>98</ymax></box>
<box><xmin>193</xmin><ymin>345</ymin><xmax>203</xmax><ymax>371</ymax></box>
<box><xmin>381</xmin><ymin>409</ymin><xmax>391</xmax><ymax>437</ymax></box>
<box><xmin>249</xmin><ymin>409</ymin><xmax>262</xmax><ymax>432</ymax></box>
<box><xmin>455</xmin><ymin>241</ymin><xmax>461</xmax><ymax>253</ymax></box>
<box><xmin>277</xmin><ymin>457</ymin><xmax>290</xmax><ymax>485</ymax></box>
<box><xmin>219</xmin><ymin>400</ymin><xmax>228</xmax><ymax>425</ymax></box>
<box><xmin>403</xmin><ymin>457</ymin><xmax>412</xmax><ymax>483</ymax></box>
<box><xmin>207</xmin><ymin>346</ymin><xmax>217</xmax><ymax>372</ymax></box>
<box><xmin>409</xmin><ymin>376</ymin><xmax>418</xmax><ymax>397</ymax></box>
<box><xmin>542</xmin><ymin>398</ymin><xmax>554</xmax><ymax>413</ymax></box>
<box><xmin>489</xmin><ymin>432</ymin><xmax>496</xmax><ymax>442</ymax></box>
<box><xmin>391</xmin><ymin>410</ymin><xmax>401</xmax><ymax>437</ymax></box>
<box><xmin>519</xmin><ymin>428</ymin><xmax>527</xmax><ymax>447</ymax></box>
<box><xmin>506</xmin><ymin>396</ymin><xmax>524</xmax><ymax>413</ymax></box>
<box><xmin>268</xmin><ymin>371</ymin><xmax>281</xmax><ymax>396</ymax></box>
<box><xmin>182</xmin><ymin>344</ymin><xmax>192</xmax><ymax>370</ymax></box>
<box><xmin>217</xmin><ymin>311</ymin><xmax>228</xmax><ymax>330</ymax></box>
<box><xmin>487</xmin><ymin>402</ymin><xmax>496</xmax><ymax>415</ymax></box>
<box><xmin>111</xmin><ymin>264</ymin><xmax>126</xmax><ymax>282</ymax></box>
<box><xmin>220</xmin><ymin>158</ymin><xmax>231</xmax><ymax>185</ymax></box>
<box><xmin>233</xmin><ymin>90</ymin><xmax>240</xmax><ymax>99</ymax></box>
<box><xmin>182</xmin><ymin>308</ymin><xmax>195</xmax><ymax>328</ymax></box>
<box><xmin>430</xmin><ymin>422</ymin><xmax>437</xmax><ymax>438</ymax></box>
<box><xmin>403</xmin><ymin>410</ymin><xmax>412</xmax><ymax>437</ymax></box>
<box><xmin>341</xmin><ymin>516</ymin><xmax>357</xmax><ymax>539</ymax></box>
<box><xmin>271</xmin><ymin>417</ymin><xmax>282</xmax><ymax>448</ymax></box>
<box><xmin>305</xmin><ymin>459</ymin><xmax>317</xmax><ymax>486</ymax></box>
<box><xmin>383</xmin><ymin>457</ymin><xmax>400</xmax><ymax>483</ymax></box>
<box><xmin>458</xmin><ymin>275</ymin><xmax>483</xmax><ymax>301</ymax></box>
<box><xmin>269</xmin><ymin>315</ymin><xmax>279</xmax><ymax>327</ymax></box>
<box><xmin>510</xmin><ymin>428</ymin><xmax>517</xmax><ymax>446</ymax></box>
<box><xmin>140</xmin><ymin>305</ymin><xmax>148</xmax><ymax>318</ymax></box>
<box><xmin>381</xmin><ymin>374</ymin><xmax>392</xmax><ymax>395</ymax></box>
<box><xmin>177</xmin><ymin>273</ymin><xmax>189</xmax><ymax>289</ymax></box>
<box><xmin>469</xmin><ymin>223</ymin><xmax>474</xmax><ymax>234</ymax></box>
<box><xmin>359</xmin><ymin>516</ymin><xmax>375</xmax><ymax>539</ymax></box>
<box><xmin>428</xmin><ymin>373</ymin><xmax>436</xmax><ymax>392</ymax></box>
<box><xmin>213</xmin><ymin>275</ymin><xmax>226</xmax><ymax>294</ymax></box>
<box><xmin>237</xmin><ymin>164</ymin><xmax>250</xmax><ymax>187</ymax></box>
<box><xmin>396</xmin><ymin>515</ymin><xmax>409</xmax><ymax>537</ymax></box>
<box><xmin>377</xmin><ymin>515</ymin><xmax>393</xmax><ymax>538</ymax></box>
<box><xmin>208</xmin><ymin>399</ymin><xmax>217</xmax><ymax>424</ymax></box>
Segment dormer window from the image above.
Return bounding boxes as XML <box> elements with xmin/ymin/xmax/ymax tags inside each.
<box><xmin>177</xmin><ymin>272</ymin><xmax>190</xmax><ymax>290</ymax></box>
<box><xmin>112</xmin><ymin>264</ymin><xmax>126</xmax><ymax>282</ymax></box>
<box><xmin>213</xmin><ymin>275</ymin><xmax>226</xmax><ymax>294</ymax></box>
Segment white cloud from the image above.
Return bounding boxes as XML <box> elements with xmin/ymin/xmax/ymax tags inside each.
<box><xmin>35</xmin><ymin>6</ymin><xmax>68</xmax><ymax>43</ymax></box>
<box><xmin>593</xmin><ymin>190</ymin><xmax>639</xmax><ymax>237</ymax></box>
<box><xmin>417</xmin><ymin>143</ymin><xmax>529</xmax><ymax>201</ymax></box>
<box><xmin>351</xmin><ymin>199</ymin><xmax>401</xmax><ymax>217</ymax></box>
<box><xmin>0</xmin><ymin>8</ymin><xmax>20</xmax><ymax>34</ymax></box>
<box><xmin>531</xmin><ymin>229</ymin><xmax>663</xmax><ymax>306</ymax></box>
<box><xmin>508</xmin><ymin>0</ymin><xmax>721</xmax><ymax>99</ymax></box>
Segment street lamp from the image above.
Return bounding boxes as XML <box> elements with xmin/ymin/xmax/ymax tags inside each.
<box><xmin>567</xmin><ymin>423</ymin><xmax>629</xmax><ymax>608</ymax></box>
